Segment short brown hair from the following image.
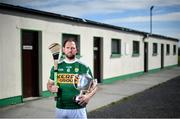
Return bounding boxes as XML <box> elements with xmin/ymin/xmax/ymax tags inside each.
<box><xmin>63</xmin><ymin>37</ymin><xmax>77</xmax><ymax>48</ymax></box>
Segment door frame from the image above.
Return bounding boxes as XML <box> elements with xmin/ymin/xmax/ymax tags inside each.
<box><xmin>161</xmin><ymin>44</ymin><xmax>164</xmax><ymax>69</ymax></box>
<box><xmin>144</xmin><ymin>42</ymin><xmax>148</xmax><ymax>72</ymax></box>
<box><xmin>21</xmin><ymin>29</ymin><xmax>42</xmax><ymax>99</ymax></box>
<box><xmin>93</xmin><ymin>36</ymin><xmax>103</xmax><ymax>83</ymax></box>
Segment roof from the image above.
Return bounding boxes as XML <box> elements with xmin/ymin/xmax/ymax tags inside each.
<box><xmin>0</xmin><ymin>3</ymin><xmax>179</xmax><ymax>42</ymax></box>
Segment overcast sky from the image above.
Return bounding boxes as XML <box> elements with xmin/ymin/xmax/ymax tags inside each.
<box><xmin>0</xmin><ymin>0</ymin><xmax>180</xmax><ymax>45</ymax></box>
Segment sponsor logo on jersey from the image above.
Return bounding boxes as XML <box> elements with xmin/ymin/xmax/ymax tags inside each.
<box><xmin>57</xmin><ymin>74</ymin><xmax>79</xmax><ymax>84</ymax></box>
<box><xmin>74</xmin><ymin>68</ymin><xmax>79</xmax><ymax>72</ymax></box>
<box><xmin>58</xmin><ymin>68</ymin><xmax>64</xmax><ymax>71</ymax></box>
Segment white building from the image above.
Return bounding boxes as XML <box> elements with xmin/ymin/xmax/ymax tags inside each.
<box><xmin>0</xmin><ymin>3</ymin><xmax>179</xmax><ymax>107</ymax></box>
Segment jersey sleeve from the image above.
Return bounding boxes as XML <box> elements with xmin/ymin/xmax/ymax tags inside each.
<box><xmin>87</xmin><ymin>67</ymin><xmax>94</xmax><ymax>80</ymax></box>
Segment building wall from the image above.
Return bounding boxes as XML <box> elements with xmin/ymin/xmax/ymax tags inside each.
<box><xmin>146</xmin><ymin>37</ymin><xmax>178</xmax><ymax>70</ymax></box>
<box><xmin>102</xmin><ymin>31</ymin><xmax>144</xmax><ymax>79</ymax></box>
<box><xmin>0</xmin><ymin>13</ymin><xmax>22</xmax><ymax>99</ymax></box>
<box><xmin>0</xmin><ymin>11</ymin><xmax>178</xmax><ymax>100</ymax></box>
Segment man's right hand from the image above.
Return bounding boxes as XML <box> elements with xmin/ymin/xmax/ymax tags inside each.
<box><xmin>50</xmin><ymin>85</ymin><xmax>59</xmax><ymax>93</ymax></box>
<box><xmin>47</xmin><ymin>79</ymin><xmax>59</xmax><ymax>93</ymax></box>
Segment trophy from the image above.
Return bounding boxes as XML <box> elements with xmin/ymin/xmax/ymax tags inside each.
<box><xmin>73</xmin><ymin>74</ymin><xmax>93</xmax><ymax>103</ymax></box>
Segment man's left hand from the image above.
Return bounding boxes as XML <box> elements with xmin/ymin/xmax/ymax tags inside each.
<box><xmin>78</xmin><ymin>95</ymin><xmax>90</xmax><ymax>106</ymax></box>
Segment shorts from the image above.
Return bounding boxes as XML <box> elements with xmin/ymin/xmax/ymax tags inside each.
<box><xmin>56</xmin><ymin>108</ymin><xmax>87</xmax><ymax>119</ymax></box>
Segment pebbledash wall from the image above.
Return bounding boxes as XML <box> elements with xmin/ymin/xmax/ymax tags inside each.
<box><xmin>0</xmin><ymin>3</ymin><xmax>179</xmax><ymax>107</ymax></box>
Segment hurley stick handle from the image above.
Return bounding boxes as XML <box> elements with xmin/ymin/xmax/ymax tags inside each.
<box><xmin>49</xmin><ymin>43</ymin><xmax>61</xmax><ymax>100</ymax></box>
<box><xmin>54</xmin><ymin>60</ymin><xmax>58</xmax><ymax>86</ymax></box>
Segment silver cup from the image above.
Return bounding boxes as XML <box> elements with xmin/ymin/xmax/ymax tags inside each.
<box><xmin>73</xmin><ymin>74</ymin><xmax>93</xmax><ymax>103</ymax></box>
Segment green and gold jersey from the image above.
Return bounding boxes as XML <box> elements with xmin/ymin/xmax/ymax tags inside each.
<box><xmin>49</xmin><ymin>59</ymin><xmax>93</xmax><ymax>109</ymax></box>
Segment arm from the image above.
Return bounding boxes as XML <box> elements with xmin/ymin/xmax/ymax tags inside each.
<box><xmin>78</xmin><ymin>79</ymin><xmax>98</xmax><ymax>106</ymax></box>
<box><xmin>86</xmin><ymin>79</ymin><xmax>98</xmax><ymax>97</ymax></box>
<box><xmin>48</xmin><ymin>65</ymin><xmax>59</xmax><ymax>93</ymax></box>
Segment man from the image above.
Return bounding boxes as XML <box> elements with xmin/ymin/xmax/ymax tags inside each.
<box><xmin>47</xmin><ymin>38</ymin><xmax>98</xmax><ymax>119</ymax></box>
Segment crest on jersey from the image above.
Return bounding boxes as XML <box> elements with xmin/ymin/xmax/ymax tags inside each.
<box><xmin>75</xmin><ymin>68</ymin><xmax>79</xmax><ymax>72</ymax></box>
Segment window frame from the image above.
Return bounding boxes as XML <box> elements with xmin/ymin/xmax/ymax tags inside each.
<box><xmin>132</xmin><ymin>40</ymin><xmax>140</xmax><ymax>57</ymax></box>
<box><xmin>173</xmin><ymin>45</ymin><xmax>176</xmax><ymax>55</ymax></box>
<box><xmin>111</xmin><ymin>38</ymin><xmax>121</xmax><ymax>58</ymax></box>
<box><xmin>152</xmin><ymin>43</ymin><xmax>158</xmax><ymax>56</ymax></box>
<box><xmin>166</xmin><ymin>44</ymin><xmax>170</xmax><ymax>55</ymax></box>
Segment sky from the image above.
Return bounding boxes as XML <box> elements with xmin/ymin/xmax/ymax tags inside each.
<box><xmin>1</xmin><ymin>0</ymin><xmax>180</xmax><ymax>46</ymax></box>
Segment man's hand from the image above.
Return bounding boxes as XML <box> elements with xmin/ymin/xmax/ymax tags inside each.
<box><xmin>50</xmin><ymin>85</ymin><xmax>59</xmax><ymax>93</ymax></box>
<box><xmin>47</xmin><ymin>79</ymin><xmax>59</xmax><ymax>93</ymax></box>
<box><xmin>78</xmin><ymin>95</ymin><xmax>90</xmax><ymax>106</ymax></box>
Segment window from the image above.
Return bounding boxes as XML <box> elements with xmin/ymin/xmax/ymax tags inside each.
<box><xmin>133</xmin><ymin>41</ymin><xmax>140</xmax><ymax>56</ymax></box>
<box><xmin>153</xmin><ymin>43</ymin><xmax>158</xmax><ymax>56</ymax></box>
<box><xmin>166</xmin><ymin>44</ymin><xmax>170</xmax><ymax>55</ymax></box>
<box><xmin>173</xmin><ymin>45</ymin><xmax>176</xmax><ymax>55</ymax></box>
<box><xmin>62</xmin><ymin>33</ymin><xmax>80</xmax><ymax>58</ymax></box>
<box><xmin>111</xmin><ymin>39</ymin><xmax>121</xmax><ymax>57</ymax></box>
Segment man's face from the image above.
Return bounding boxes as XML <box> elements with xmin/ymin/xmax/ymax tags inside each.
<box><xmin>63</xmin><ymin>41</ymin><xmax>77</xmax><ymax>60</ymax></box>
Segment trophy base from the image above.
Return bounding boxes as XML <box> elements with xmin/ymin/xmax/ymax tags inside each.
<box><xmin>73</xmin><ymin>95</ymin><xmax>87</xmax><ymax>107</ymax></box>
<box><xmin>73</xmin><ymin>95</ymin><xmax>80</xmax><ymax>103</ymax></box>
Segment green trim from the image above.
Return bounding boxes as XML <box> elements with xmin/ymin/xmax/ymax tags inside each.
<box><xmin>148</xmin><ymin>68</ymin><xmax>161</xmax><ymax>73</ymax></box>
<box><xmin>152</xmin><ymin>53</ymin><xmax>158</xmax><ymax>56</ymax></box>
<box><xmin>40</xmin><ymin>90</ymin><xmax>52</xmax><ymax>97</ymax></box>
<box><xmin>132</xmin><ymin>53</ymin><xmax>140</xmax><ymax>57</ymax></box>
<box><xmin>103</xmin><ymin>65</ymin><xmax>178</xmax><ymax>84</ymax></box>
<box><xmin>103</xmin><ymin>71</ymin><xmax>144</xmax><ymax>84</ymax></box>
<box><xmin>164</xmin><ymin>64</ymin><xmax>178</xmax><ymax>69</ymax></box>
<box><xmin>0</xmin><ymin>91</ymin><xmax>51</xmax><ymax>107</ymax></box>
<box><xmin>111</xmin><ymin>54</ymin><xmax>121</xmax><ymax>58</ymax></box>
<box><xmin>0</xmin><ymin>96</ymin><xmax>23</xmax><ymax>107</ymax></box>
<box><xmin>148</xmin><ymin>65</ymin><xmax>177</xmax><ymax>73</ymax></box>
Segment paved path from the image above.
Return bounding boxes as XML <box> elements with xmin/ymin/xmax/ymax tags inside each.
<box><xmin>87</xmin><ymin>67</ymin><xmax>180</xmax><ymax>112</ymax></box>
<box><xmin>88</xmin><ymin>76</ymin><xmax>180</xmax><ymax>118</ymax></box>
